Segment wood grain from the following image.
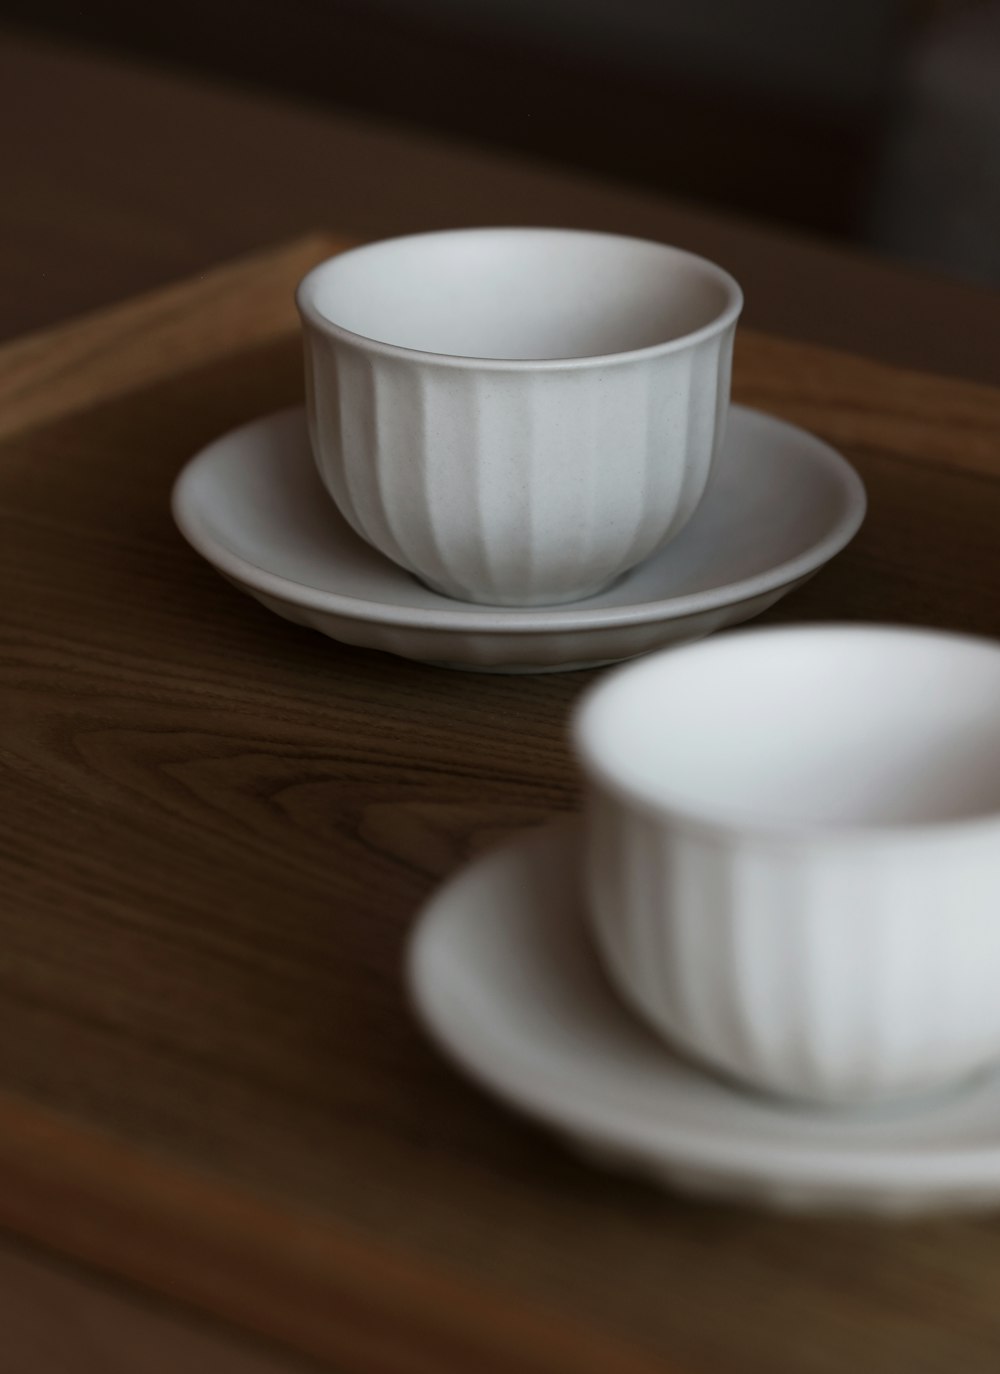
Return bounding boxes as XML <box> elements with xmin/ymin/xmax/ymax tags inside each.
<box><xmin>0</xmin><ymin>233</ymin><xmax>343</xmax><ymax>443</ymax></box>
<box><xmin>737</xmin><ymin>330</ymin><xmax>1000</xmax><ymax>479</ymax></box>
<box><xmin>0</xmin><ymin>1096</ymin><xmax>665</xmax><ymax>1374</ymax></box>
<box><xmin>0</xmin><ymin>1232</ymin><xmax>319</xmax><ymax>1374</ymax></box>
<box><xmin>2</xmin><ymin>237</ymin><xmax>1000</xmax><ymax>1373</ymax></box>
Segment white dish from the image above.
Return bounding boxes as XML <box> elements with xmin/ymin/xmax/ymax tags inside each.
<box><xmin>408</xmin><ymin>818</ymin><xmax>1000</xmax><ymax>1214</ymax></box>
<box><xmin>171</xmin><ymin>406</ymin><xmax>865</xmax><ymax>673</ymax></box>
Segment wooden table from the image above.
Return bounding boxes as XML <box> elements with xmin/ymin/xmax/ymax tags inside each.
<box><xmin>5</xmin><ymin>29</ymin><xmax>1000</xmax><ymax>1371</ymax></box>
<box><xmin>3</xmin><ymin>229</ymin><xmax>1000</xmax><ymax>1374</ymax></box>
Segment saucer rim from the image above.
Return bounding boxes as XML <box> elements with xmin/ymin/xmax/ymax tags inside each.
<box><xmin>171</xmin><ymin>405</ymin><xmax>866</xmax><ymax>635</ymax></box>
<box><xmin>408</xmin><ymin>817</ymin><xmax>1000</xmax><ymax>1198</ymax></box>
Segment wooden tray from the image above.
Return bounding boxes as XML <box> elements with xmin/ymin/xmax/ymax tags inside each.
<box><xmin>2</xmin><ymin>233</ymin><xmax>1000</xmax><ymax>1374</ymax></box>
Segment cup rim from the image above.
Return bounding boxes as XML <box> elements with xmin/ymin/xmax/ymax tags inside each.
<box><xmin>296</xmin><ymin>226</ymin><xmax>744</xmax><ymax>370</ymax></box>
<box><xmin>573</xmin><ymin>622</ymin><xmax>1000</xmax><ymax>843</ymax></box>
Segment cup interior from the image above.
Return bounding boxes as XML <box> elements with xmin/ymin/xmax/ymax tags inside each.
<box><xmin>576</xmin><ymin>627</ymin><xmax>1000</xmax><ymax>829</ymax></box>
<box><xmin>302</xmin><ymin>229</ymin><xmax>740</xmax><ymax>361</ymax></box>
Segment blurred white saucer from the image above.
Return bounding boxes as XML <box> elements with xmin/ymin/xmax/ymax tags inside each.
<box><xmin>408</xmin><ymin>818</ymin><xmax>1000</xmax><ymax>1214</ymax></box>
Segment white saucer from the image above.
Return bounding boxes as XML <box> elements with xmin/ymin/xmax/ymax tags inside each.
<box><xmin>408</xmin><ymin>818</ymin><xmax>1000</xmax><ymax>1214</ymax></box>
<box><xmin>172</xmin><ymin>406</ymin><xmax>865</xmax><ymax>673</ymax></box>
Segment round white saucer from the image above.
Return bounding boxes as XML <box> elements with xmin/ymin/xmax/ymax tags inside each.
<box><xmin>172</xmin><ymin>406</ymin><xmax>865</xmax><ymax>673</ymax></box>
<box><xmin>408</xmin><ymin>818</ymin><xmax>1000</xmax><ymax>1214</ymax></box>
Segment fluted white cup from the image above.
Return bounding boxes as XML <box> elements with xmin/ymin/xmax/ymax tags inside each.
<box><xmin>574</xmin><ymin>625</ymin><xmax>1000</xmax><ymax>1107</ymax></box>
<box><xmin>297</xmin><ymin>228</ymin><xmax>741</xmax><ymax>606</ymax></box>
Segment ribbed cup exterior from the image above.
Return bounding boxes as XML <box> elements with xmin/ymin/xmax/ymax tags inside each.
<box><xmin>585</xmin><ymin>790</ymin><xmax>1000</xmax><ymax>1105</ymax></box>
<box><xmin>303</xmin><ymin>325</ymin><xmax>735</xmax><ymax>606</ymax></box>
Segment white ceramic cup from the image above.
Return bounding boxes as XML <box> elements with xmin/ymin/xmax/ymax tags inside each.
<box><xmin>297</xmin><ymin>228</ymin><xmax>742</xmax><ymax>607</ymax></box>
<box><xmin>573</xmin><ymin>624</ymin><xmax>1000</xmax><ymax>1107</ymax></box>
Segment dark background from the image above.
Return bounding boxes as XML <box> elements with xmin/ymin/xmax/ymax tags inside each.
<box><xmin>3</xmin><ymin>0</ymin><xmax>999</xmax><ymax>284</ymax></box>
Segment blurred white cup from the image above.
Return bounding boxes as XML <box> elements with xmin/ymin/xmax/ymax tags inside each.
<box><xmin>574</xmin><ymin>624</ymin><xmax>1000</xmax><ymax>1107</ymax></box>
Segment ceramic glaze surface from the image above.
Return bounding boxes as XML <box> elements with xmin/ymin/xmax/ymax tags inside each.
<box><xmin>170</xmin><ymin>407</ymin><xmax>865</xmax><ymax>672</ymax></box>
<box><xmin>409</xmin><ymin>820</ymin><xmax>1000</xmax><ymax>1214</ymax></box>
<box><xmin>297</xmin><ymin>229</ymin><xmax>742</xmax><ymax>606</ymax></box>
<box><xmin>575</xmin><ymin>626</ymin><xmax>1000</xmax><ymax>1105</ymax></box>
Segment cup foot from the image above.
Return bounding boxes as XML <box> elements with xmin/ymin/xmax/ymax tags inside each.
<box><xmin>414</xmin><ymin>571</ymin><xmax>625</xmax><ymax>608</ymax></box>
